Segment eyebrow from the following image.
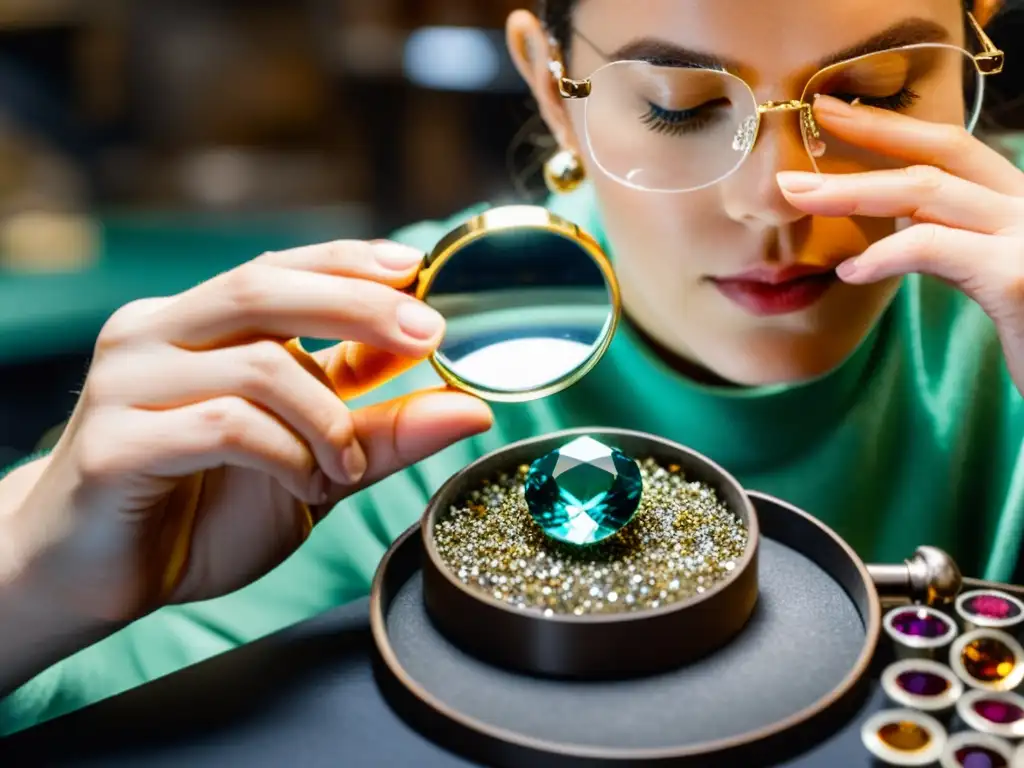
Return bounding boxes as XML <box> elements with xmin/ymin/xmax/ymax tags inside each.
<box><xmin>604</xmin><ymin>18</ymin><xmax>952</xmax><ymax>72</ymax></box>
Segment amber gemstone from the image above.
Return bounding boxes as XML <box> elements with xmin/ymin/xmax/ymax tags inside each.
<box><xmin>878</xmin><ymin>721</ymin><xmax>931</xmax><ymax>751</ymax></box>
<box><xmin>962</xmin><ymin>638</ymin><xmax>1016</xmax><ymax>682</ymax></box>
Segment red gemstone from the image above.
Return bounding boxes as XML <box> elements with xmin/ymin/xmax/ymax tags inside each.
<box><xmin>965</xmin><ymin>594</ymin><xmax>1021</xmax><ymax>621</ymax></box>
<box><xmin>954</xmin><ymin>746</ymin><xmax>1008</xmax><ymax>767</ymax></box>
<box><xmin>896</xmin><ymin>670</ymin><xmax>949</xmax><ymax>697</ymax></box>
<box><xmin>973</xmin><ymin>699</ymin><xmax>1024</xmax><ymax>724</ymax></box>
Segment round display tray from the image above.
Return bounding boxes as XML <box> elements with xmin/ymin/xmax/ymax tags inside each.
<box><xmin>370</xmin><ymin>492</ymin><xmax>882</xmax><ymax>767</ymax></box>
<box><xmin>420</xmin><ymin>428</ymin><xmax>760</xmax><ymax>679</ymax></box>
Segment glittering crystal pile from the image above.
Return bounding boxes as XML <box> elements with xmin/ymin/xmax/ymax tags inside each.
<box><xmin>524</xmin><ymin>436</ymin><xmax>642</xmax><ymax>546</ymax></box>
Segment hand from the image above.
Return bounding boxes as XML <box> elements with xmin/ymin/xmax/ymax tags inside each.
<box><xmin>777</xmin><ymin>94</ymin><xmax>1024</xmax><ymax>395</ymax></box>
<box><xmin>6</xmin><ymin>240</ymin><xmax>493</xmax><ymax>627</ymax></box>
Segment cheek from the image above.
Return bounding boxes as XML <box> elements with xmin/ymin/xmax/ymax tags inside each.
<box><xmin>589</xmin><ymin>175</ymin><xmax>726</xmax><ymax>269</ymax></box>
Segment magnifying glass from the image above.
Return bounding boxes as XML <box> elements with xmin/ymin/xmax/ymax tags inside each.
<box><xmin>414</xmin><ymin>205</ymin><xmax>620</xmax><ymax>402</ymax></box>
<box><xmin>286</xmin><ymin>205</ymin><xmax>620</xmax><ymax>403</ymax></box>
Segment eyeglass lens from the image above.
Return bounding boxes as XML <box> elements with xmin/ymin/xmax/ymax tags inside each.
<box><xmin>570</xmin><ymin>44</ymin><xmax>982</xmax><ymax>193</ymax></box>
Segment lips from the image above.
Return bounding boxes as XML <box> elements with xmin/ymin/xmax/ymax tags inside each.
<box><xmin>710</xmin><ymin>265</ymin><xmax>839</xmax><ymax>317</ymax></box>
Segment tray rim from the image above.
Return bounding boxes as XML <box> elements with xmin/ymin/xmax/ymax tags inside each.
<box><xmin>369</xmin><ymin>489</ymin><xmax>882</xmax><ymax>765</ymax></box>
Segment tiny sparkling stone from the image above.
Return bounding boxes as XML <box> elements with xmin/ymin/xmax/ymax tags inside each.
<box><xmin>878</xmin><ymin>722</ymin><xmax>931</xmax><ymax>751</ymax></box>
<box><xmin>890</xmin><ymin>610</ymin><xmax>951</xmax><ymax>639</ymax></box>
<box><xmin>896</xmin><ymin>670</ymin><xmax>950</xmax><ymax>697</ymax></box>
<box><xmin>954</xmin><ymin>746</ymin><xmax>1008</xmax><ymax>768</ymax></box>
<box><xmin>973</xmin><ymin>699</ymin><xmax>1024</xmax><ymax>724</ymax></box>
<box><xmin>965</xmin><ymin>594</ymin><xmax>1021</xmax><ymax>621</ymax></box>
<box><xmin>962</xmin><ymin>639</ymin><xmax>1017</xmax><ymax>682</ymax></box>
<box><xmin>524</xmin><ymin>437</ymin><xmax>643</xmax><ymax>546</ymax></box>
<box><xmin>434</xmin><ymin>455</ymin><xmax>747</xmax><ymax>616</ymax></box>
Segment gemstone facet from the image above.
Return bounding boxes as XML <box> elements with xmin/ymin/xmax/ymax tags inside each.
<box><xmin>953</xmin><ymin>746</ymin><xmax>1008</xmax><ymax>768</ymax></box>
<box><xmin>973</xmin><ymin>699</ymin><xmax>1024</xmax><ymax>724</ymax></box>
<box><xmin>962</xmin><ymin>639</ymin><xmax>1016</xmax><ymax>682</ymax></box>
<box><xmin>524</xmin><ymin>436</ymin><xmax>642</xmax><ymax>546</ymax></box>
<box><xmin>878</xmin><ymin>721</ymin><xmax>931</xmax><ymax>751</ymax></box>
<box><xmin>965</xmin><ymin>595</ymin><xmax>1021</xmax><ymax>621</ymax></box>
<box><xmin>890</xmin><ymin>609</ymin><xmax>952</xmax><ymax>639</ymax></box>
<box><xmin>896</xmin><ymin>670</ymin><xmax>950</xmax><ymax>697</ymax></box>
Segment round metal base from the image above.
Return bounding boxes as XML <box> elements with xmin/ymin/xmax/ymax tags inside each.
<box><xmin>371</xmin><ymin>492</ymin><xmax>881</xmax><ymax>767</ymax></box>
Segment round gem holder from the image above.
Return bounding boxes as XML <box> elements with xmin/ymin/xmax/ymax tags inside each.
<box><xmin>950</xmin><ymin>628</ymin><xmax>1024</xmax><ymax>693</ymax></box>
<box><xmin>942</xmin><ymin>731</ymin><xmax>1016</xmax><ymax>768</ymax></box>
<box><xmin>956</xmin><ymin>589</ymin><xmax>1024</xmax><ymax>634</ymax></box>
<box><xmin>880</xmin><ymin>658</ymin><xmax>964</xmax><ymax>713</ymax></box>
<box><xmin>860</xmin><ymin>709</ymin><xmax>948</xmax><ymax>766</ymax></box>
<box><xmin>956</xmin><ymin>689</ymin><xmax>1024</xmax><ymax>740</ymax></box>
<box><xmin>418</xmin><ymin>428</ymin><xmax>761</xmax><ymax>679</ymax></box>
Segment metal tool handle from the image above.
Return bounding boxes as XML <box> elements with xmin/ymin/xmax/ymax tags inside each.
<box><xmin>867</xmin><ymin>546</ymin><xmax>963</xmax><ymax>606</ymax></box>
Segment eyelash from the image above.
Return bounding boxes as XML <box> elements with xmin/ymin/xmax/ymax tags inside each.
<box><xmin>640</xmin><ymin>87</ymin><xmax>920</xmax><ymax>137</ymax></box>
<box><xmin>831</xmin><ymin>87</ymin><xmax>921</xmax><ymax>111</ymax></box>
<box><xmin>640</xmin><ymin>99</ymin><xmax>729</xmax><ymax>136</ymax></box>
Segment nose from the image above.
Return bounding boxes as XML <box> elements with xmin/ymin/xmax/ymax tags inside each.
<box><xmin>720</xmin><ymin>109</ymin><xmax>816</xmax><ymax>227</ymax></box>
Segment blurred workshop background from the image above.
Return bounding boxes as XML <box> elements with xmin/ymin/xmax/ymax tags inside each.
<box><xmin>1</xmin><ymin>0</ymin><xmax>1024</xmax><ymax>466</ymax></box>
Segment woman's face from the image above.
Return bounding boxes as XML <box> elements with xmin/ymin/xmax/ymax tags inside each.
<box><xmin>512</xmin><ymin>0</ymin><xmax>970</xmax><ymax>385</ymax></box>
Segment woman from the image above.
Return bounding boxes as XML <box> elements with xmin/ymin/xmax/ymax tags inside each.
<box><xmin>1</xmin><ymin>0</ymin><xmax>1022</xmax><ymax>736</ymax></box>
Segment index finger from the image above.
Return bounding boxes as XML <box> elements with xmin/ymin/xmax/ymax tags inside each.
<box><xmin>811</xmin><ymin>94</ymin><xmax>1024</xmax><ymax>196</ymax></box>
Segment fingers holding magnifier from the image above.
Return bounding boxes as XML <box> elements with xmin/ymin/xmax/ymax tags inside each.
<box><xmin>313</xmin><ymin>342</ymin><xmax>431</xmax><ymax>401</ymax></box>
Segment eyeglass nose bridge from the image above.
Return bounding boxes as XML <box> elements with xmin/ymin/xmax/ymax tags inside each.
<box><xmin>733</xmin><ymin>98</ymin><xmax>822</xmax><ymax>155</ymax></box>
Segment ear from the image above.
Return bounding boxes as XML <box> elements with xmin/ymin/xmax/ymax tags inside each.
<box><xmin>973</xmin><ymin>0</ymin><xmax>1003</xmax><ymax>26</ymax></box>
<box><xmin>506</xmin><ymin>10</ymin><xmax>581</xmax><ymax>154</ymax></box>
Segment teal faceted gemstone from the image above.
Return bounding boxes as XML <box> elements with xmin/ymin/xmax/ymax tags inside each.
<box><xmin>524</xmin><ymin>436</ymin><xmax>642</xmax><ymax>546</ymax></box>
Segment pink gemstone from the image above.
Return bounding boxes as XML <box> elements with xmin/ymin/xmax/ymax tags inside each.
<box><xmin>965</xmin><ymin>594</ymin><xmax>1021</xmax><ymax>621</ymax></box>
<box><xmin>973</xmin><ymin>699</ymin><xmax>1024</xmax><ymax>724</ymax></box>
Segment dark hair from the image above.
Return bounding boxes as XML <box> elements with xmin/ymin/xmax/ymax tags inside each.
<box><xmin>539</xmin><ymin>0</ymin><xmax>576</xmax><ymax>50</ymax></box>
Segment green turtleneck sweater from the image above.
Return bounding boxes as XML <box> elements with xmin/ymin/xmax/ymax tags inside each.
<box><xmin>2</xmin><ymin>185</ymin><xmax>1023</xmax><ymax>735</ymax></box>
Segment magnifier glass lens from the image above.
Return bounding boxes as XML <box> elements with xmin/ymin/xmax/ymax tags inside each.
<box><xmin>424</xmin><ymin>227</ymin><xmax>614</xmax><ymax>397</ymax></box>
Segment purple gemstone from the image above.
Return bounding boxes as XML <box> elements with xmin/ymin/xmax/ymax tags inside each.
<box><xmin>896</xmin><ymin>670</ymin><xmax>949</xmax><ymax>697</ymax></box>
<box><xmin>955</xmin><ymin>746</ymin><xmax>1008</xmax><ymax>768</ymax></box>
<box><xmin>890</xmin><ymin>610</ymin><xmax>951</xmax><ymax>639</ymax></box>
<box><xmin>973</xmin><ymin>699</ymin><xmax>1024</xmax><ymax>724</ymax></box>
<box><xmin>965</xmin><ymin>594</ymin><xmax>1021</xmax><ymax>621</ymax></box>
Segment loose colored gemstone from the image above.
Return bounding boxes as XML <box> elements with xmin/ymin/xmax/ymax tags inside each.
<box><xmin>954</xmin><ymin>746</ymin><xmax>1008</xmax><ymax>768</ymax></box>
<box><xmin>973</xmin><ymin>698</ymin><xmax>1024</xmax><ymax>724</ymax></box>
<box><xmin>962</xmin><ymin>639</ymin><xmax>1016</xmax><ymax>682</ymax></box>
<box><xmin>890</xmin><ymin>609</ymin><xmax>951</xmax><ymax>639</ymax></box>
<box><xmin>896</xmin><ymin>670</ymin><xmax>950</xmax><ymax>697</ymax></box>
<box><xmin>965</xmin><ymin>595</ymin><xmax>1021</xmax><ymax>621</ymax></box>
<box><xmin>878</xmin><ymin>721</ymin><xmax>931</xmax><ymax>751</ymax></box>
<box><xmin>524</xmin><ymin>437</ymin><xmax>642</xmax><ymax>546</ymax></box>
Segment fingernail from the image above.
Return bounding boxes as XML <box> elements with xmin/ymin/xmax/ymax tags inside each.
<box><xmin>339</xmin><ymin>442</ymin><xmax>367</xmax><ymax>484</ymax></box>
<box><xmin>309</xmin><ymin>469</ymin><xmax>330</xmax><ymax>504</ymax></box>
<box><xmin>836</xmin><ymin>258</ymin><xmax>861</xmax><ymax>280</ymax></box>
<box><xmin>373</xmin><ymin>241</ymin><xmax>425</xmax><ymax>271</ymax></box>
<box><xmin>396</xmin><ymin>301</ymin><xmax>444</xmax><ymax>340</ymax></box>
<box><xmin>777</xmin><ymin>172</ymin><xmax>824</xmax><ymax>193</ymax></box>
<box><xmin>813</xmin><ymin>94</ymin><xmax>855</xmax><ymax>116</ymax></box>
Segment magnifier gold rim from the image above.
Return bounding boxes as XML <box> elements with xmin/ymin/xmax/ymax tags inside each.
<box><xmin>416</xmin><ymin>205</ymin><xmax>622</xmax><ymax>404</ymax></box>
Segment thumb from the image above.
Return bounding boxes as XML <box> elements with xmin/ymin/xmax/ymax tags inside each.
<box><xmin>339</xmin><ymin>387</ymin><xmax>494</xmax><ymax>494</ymax></box>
